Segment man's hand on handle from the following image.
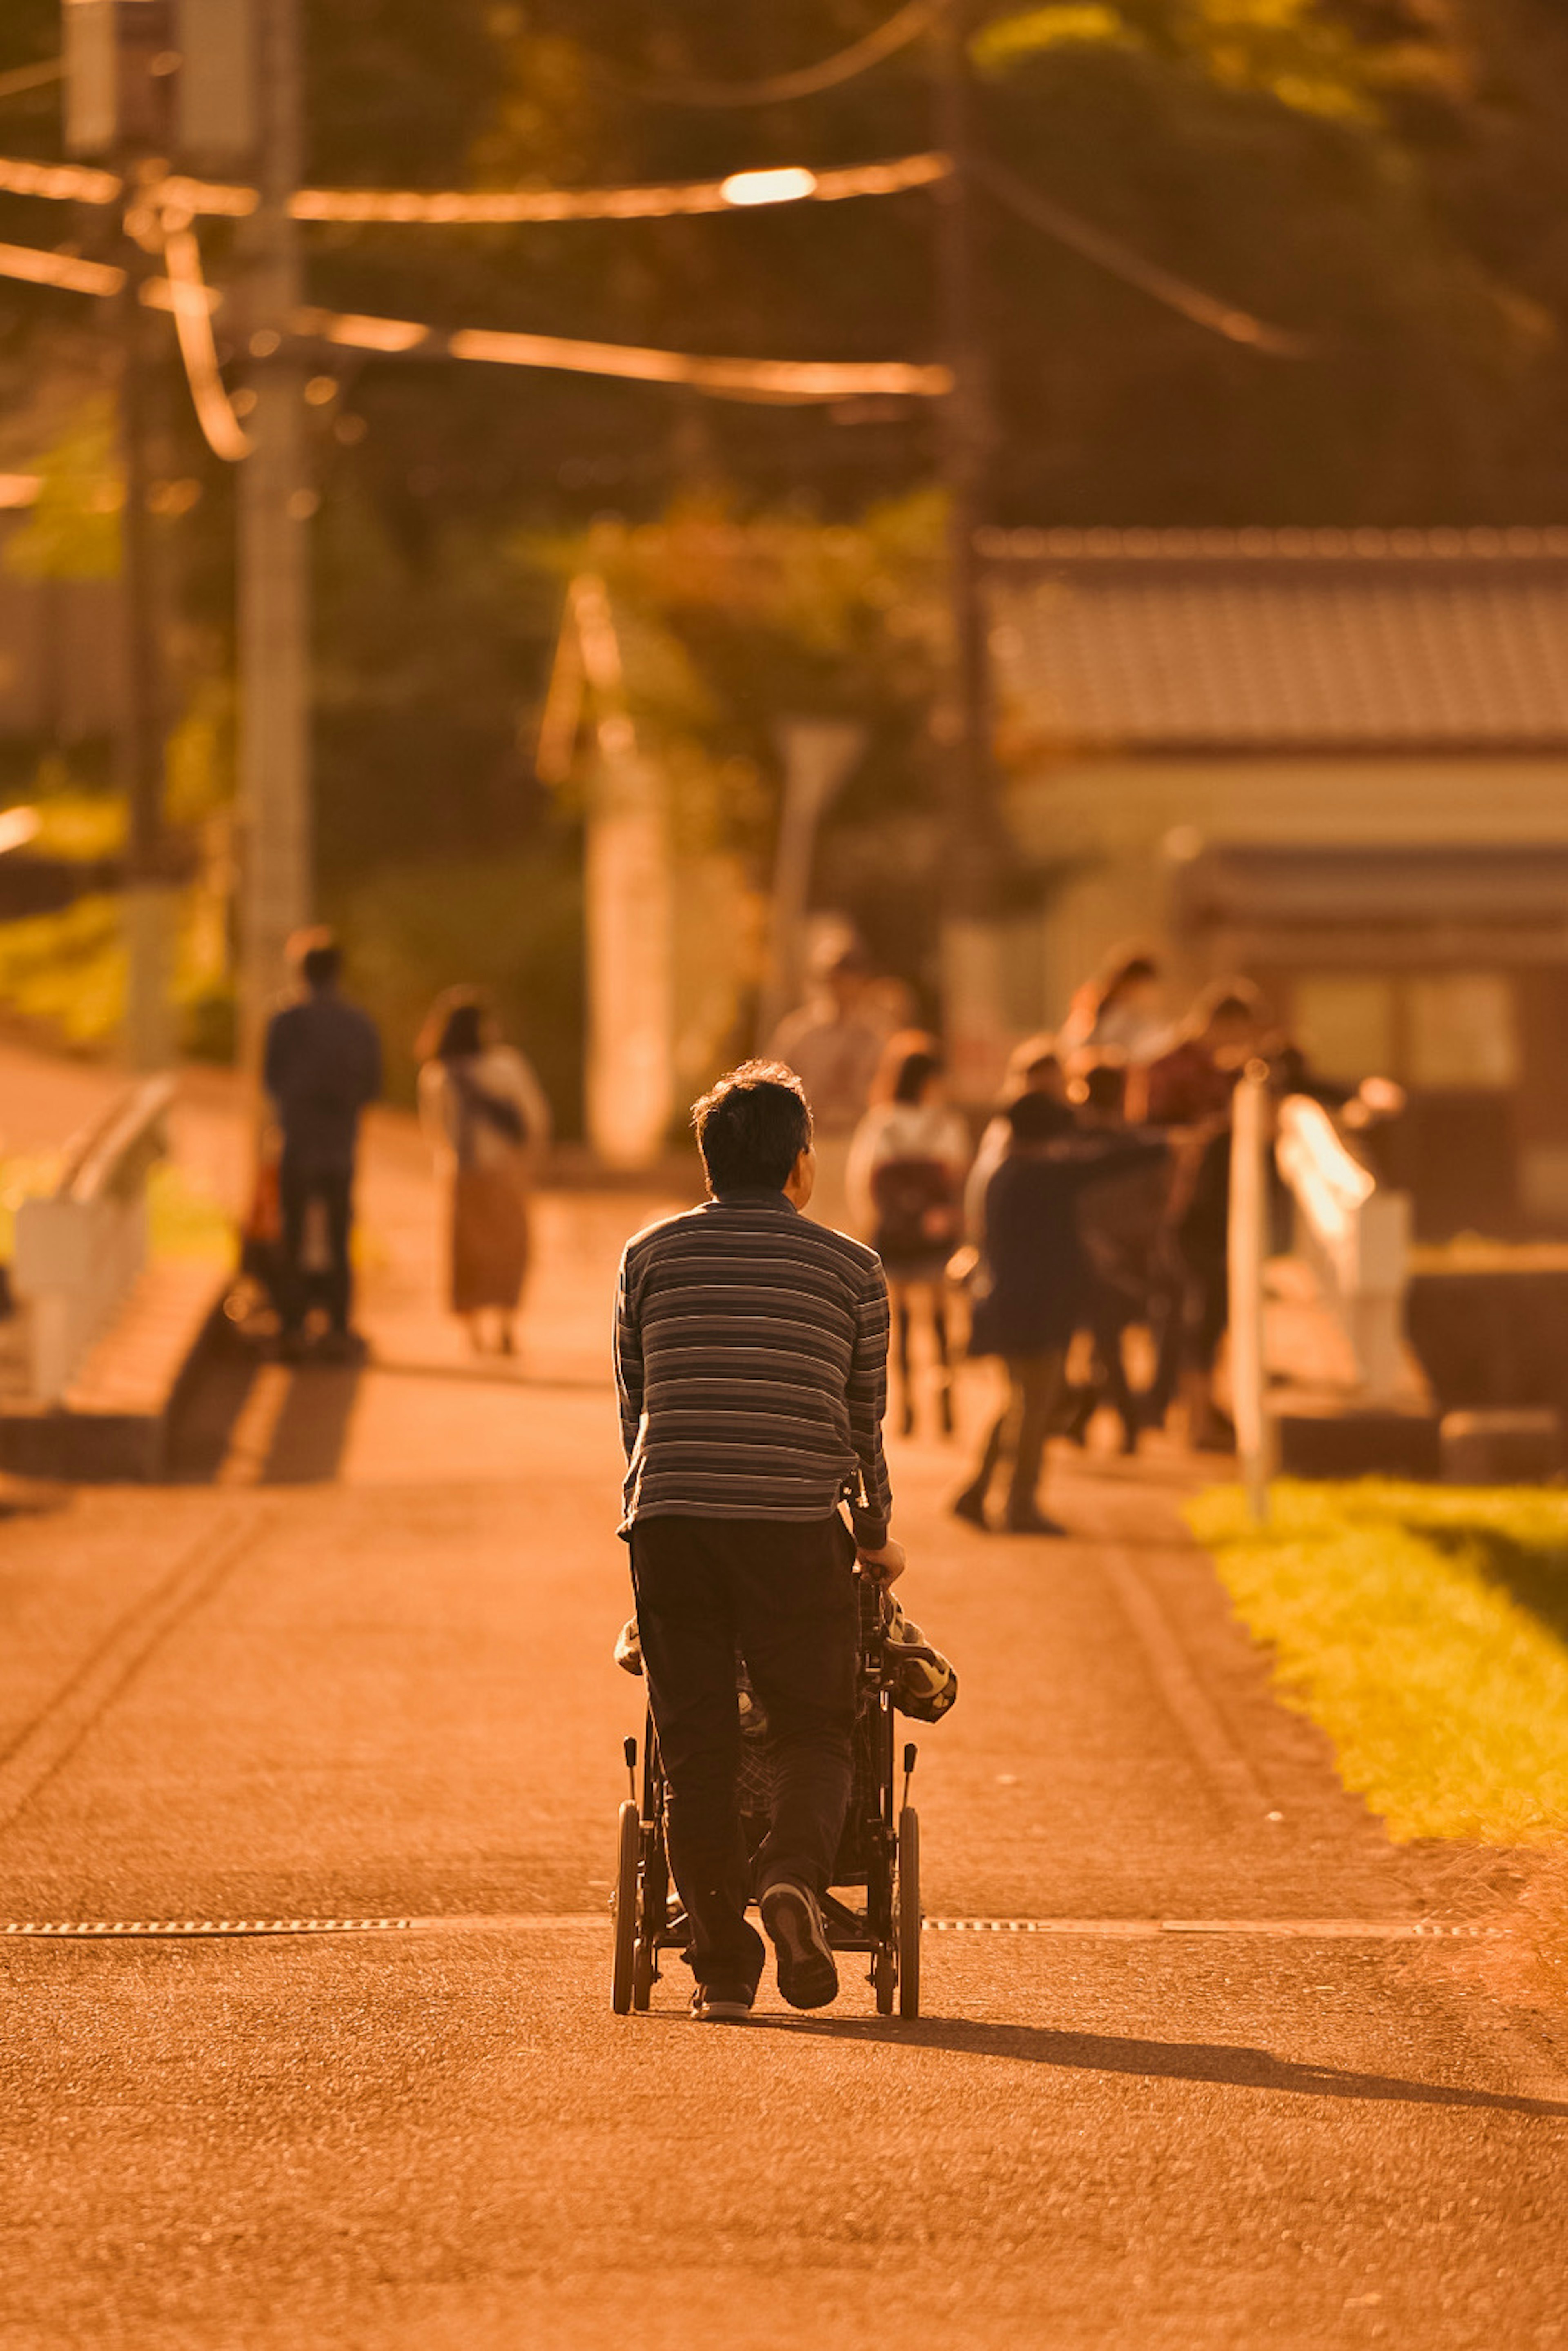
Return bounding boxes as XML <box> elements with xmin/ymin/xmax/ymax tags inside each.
<box><xmin>857</xmin><ymin>1537</ymin><xmax>906</xmax><ymax>1586</ymax></box>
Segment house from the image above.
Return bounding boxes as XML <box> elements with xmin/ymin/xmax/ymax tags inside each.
<box><xmin>984</xmin><ymin>526</ymin><xmax>1568</xmax><ymax>1239</ymax></box>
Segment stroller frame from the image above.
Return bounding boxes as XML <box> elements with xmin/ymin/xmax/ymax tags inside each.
<box><xmin>612</xmin><ymin>1570</ymin><xmax>922</xmax><ymax>2017</ymax></box>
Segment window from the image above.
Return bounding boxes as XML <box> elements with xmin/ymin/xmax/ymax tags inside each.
<box><xmin>1406</xmin><ymin>973</ymin><xmax>1519</xmax><ymax>1090</ymax></box>
<box><xmin>1287</xmin><ymin>970</ymin><xmax>1518</xmax><ymax>1090</ymax></box>
<box><xmin>1292</xmin><ymin>976</ymin><xmax>1396</xmax><ymax>1084</ymax></box>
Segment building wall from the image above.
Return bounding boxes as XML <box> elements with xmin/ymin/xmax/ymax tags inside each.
<box><xmin>1006</xmin><ymin>753</ymin><xmax>1568</xmax><ymax>1025</ymax></box>
<box><xmin>1006</xmin><ymin>751</ymin><xmax>1568</xmax><ymax>1234</ymax></box>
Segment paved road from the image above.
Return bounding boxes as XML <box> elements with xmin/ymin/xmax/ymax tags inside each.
<box><xmin>0</xmin><ymin>1062</ymin><xmax>1564</xmax><ymax>2349</ymax></box>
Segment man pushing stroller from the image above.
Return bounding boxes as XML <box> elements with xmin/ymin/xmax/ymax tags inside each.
<box><xmin>614</xmin><ymin>1061</ymin><xmax>905</xmax><ymax>2022</ymax></box>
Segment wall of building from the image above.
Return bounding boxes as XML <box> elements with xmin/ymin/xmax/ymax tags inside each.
<box><xmin>1006</xmin><ymin>753</ymin><xmax>1568</xmax><ymax>1026</ymax></box>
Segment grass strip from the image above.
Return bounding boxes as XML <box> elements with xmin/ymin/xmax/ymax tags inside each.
<box><xmin>1187</xmin><ymin>1480</ymin><xmax>1568</xmax><ymax>1843</ymax></box>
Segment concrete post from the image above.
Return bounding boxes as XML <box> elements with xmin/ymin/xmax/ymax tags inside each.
<box><xmin>235</xmin><ymin>0</ymin><xmax>310</xmax><ymax>1068</ymax></box>
<box><xmin>1228</xmin><ymin>1060</ymin><xmax>1272</xmax><ymax>1524</ymax></box>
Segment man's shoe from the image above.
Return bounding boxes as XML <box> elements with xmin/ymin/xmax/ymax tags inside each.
<box><xmin>951</xmin><ymin>1488</ymin><xmax>991</xmax><ymax>1533</ymax></box>
<box><xmin>760</xmin><ymin>1881</ymin><xmax>839</xmax><ymax>2011</ymax></box>
<box><xmin>1005</xmin><ymin>1508</ymin><xmax>1069</xmax><ymax>1537</ymax></box>
<box><xmin>690</xmin><ymin>1982</ymin><xmax>755</xmax><ymax>2023</ymax></box>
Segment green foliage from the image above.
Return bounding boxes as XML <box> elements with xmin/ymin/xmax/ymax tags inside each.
<box><xmin>0</xmin><ymin>885</ymin><xmax>236</xmax><ymax>1057</ymax></box>
<box><xmin>979</xmin><ymin>0</ymin><xmax>1466</xmax><ymax>122</ymax></box>
<box><xmin>326</xmin><ymin>839</ymin><xmax>586</xmax><ymax>1134</ymax></box>
<box><xmin>1188</xmin><ymin>1479</ymin><xmax>1568</xmax><ymax>1842</ymax></box>
<box><xmin>2</xmin><ymin>398</ymin><xmax>122</xmax><ymax>583</ymax></box>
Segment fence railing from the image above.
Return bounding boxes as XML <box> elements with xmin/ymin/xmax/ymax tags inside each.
<box><xmin>11</xmin><ymin>1077</ymin><xmax>175</xmax><ymax>1403</ymax></box>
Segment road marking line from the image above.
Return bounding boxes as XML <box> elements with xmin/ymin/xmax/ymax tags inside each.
<box><xmin>0</xmin><ymin>1511</ymin><xmax>266</xmax><ymax>1839</ymax></box>
<box><xmin>1099</xmin><ymin>1543</ymin><xmax>1273</xmax><ymax>1819</ymax></box>
<box><xmin>0</xmin><ymin>1912</ymin><xmax>1505</xmax><ymax>1942</ymax></box>
<box><xmin>3</xmin><ymin>1917</ymin><xmax>412</xmax><ymax>1937</ymax></box>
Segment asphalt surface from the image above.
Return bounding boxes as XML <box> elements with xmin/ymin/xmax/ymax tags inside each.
<box><xmin>0</xmin><ymin>1054</ymin><xmax>1565</xmax><ymax>2348</ymax></box>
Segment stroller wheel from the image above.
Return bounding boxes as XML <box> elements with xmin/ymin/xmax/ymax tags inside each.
<box><xmin>897</xmin><ymin>1807</ymin><xmax>921</xmax><ymax>2019</ymax></box>
<box><xmin>611</xmin><ymin>1800</ymin><xmax>639</xmax><ymax>2015</ymax></box>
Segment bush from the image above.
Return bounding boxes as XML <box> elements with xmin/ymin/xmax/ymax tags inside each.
<box><xmin>327</xmin><ymin>836</ymin><xmax>584</xmax><ymax>1135</ymax></box>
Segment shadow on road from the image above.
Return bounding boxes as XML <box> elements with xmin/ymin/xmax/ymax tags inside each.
<box><xmin>263</xmin><ymin>1364</ymin><xmax>361</xmax><ymax>1483</ymax></box>
<box><xmin>166</xmin><ymin>1323</ymin><xmax>363</xmax><ymax>1485</ymax></box>
<box><xmin>364</xmin><ymin>1356</ymin><xmax>612</xmax><ymax>1394</ymax></box>
<box><xmin>740</xmin><ymin>2013</ymin><xmax>1568</xmax><ymax>2116</ymax></box>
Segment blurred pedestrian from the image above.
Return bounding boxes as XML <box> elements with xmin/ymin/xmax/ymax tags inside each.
<box><xmin>768</xmin><ymin>940</ymin><xmax>892</xmax><ymax>1232</ymax></box>
<box><xmin>417</xmin><ymin>988</ymin><xmax>551</xmax><ymax>1357</ymax></box>
<box><xmin>1134</xmin><ymin>980</ymin><xmax>1267</xmax><ymax>1451</ymax></box>
<box><xmin>965</xmin><ymin>1034</ymin><xmax>1074</xmax><ymax>1244</ymax></box>
<box><xmin>1057</xmin><ymin>946</ymin><xmax>1171</xmax><ymax>1068</ymax></box>
<box><xmin>1129</xmin><ymin>978</ymin><xmax>1264</xmax><ymax>1126</ymax></box>
<box><xmin>953</xmin><ymin>1092</ymin><xmax>1166</xmax><ymax>1535</ymax></box>
<box><xmin>1061</xmin><ymin>1057</ymin><xmax>1168</xmax><ymax>1455</ymax></box>
<box><xmin>847</xmin><ymin>1031</ymin><xmax>971</xmax><ymax>1438</ymax></box>
<box><xmin>263</xmin><ymin>928</ymin><xmax>382</xmax><ymax>1362</ymax></box>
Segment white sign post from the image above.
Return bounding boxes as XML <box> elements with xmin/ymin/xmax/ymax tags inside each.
<box><xmin>1227</xmin><ymin>1060</ymin><xmax>1272</xmax><ymax>1525</ymax></box>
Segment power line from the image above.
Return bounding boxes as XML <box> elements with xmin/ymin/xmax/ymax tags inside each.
<box><xmin>0</xmin><ymin>153</ymin><xmax>119</xmax><ymax>202</ymax></box>
<box><xmin>0</xmin><ymin>58</ymin><xmax>62</xmax><ymax>101</ymax></box>
<box><xmin>0</xmin><ymin>144</ymin><xmax>1300</xmax><ymax>358</ymax></box>
<box><xmin>978</xmin><ymin>155</ymin><xmax>1312</xmax><ymax>358</ymax></box>
<box><xmin>600</xmin><ymin>0</ymin><xmax>942</xmax><ymax>108</ymax></box>
<box><xmin>278</xmin><ymin>150</ymin><xmax>945</xmax><ymax>224</ymax></box>
<box><xmin>0</xmin><ymin>233</ymin><xmax>949</xmax><ymax>403</ymax></box>
<box><xmin>159</xmin><ymin>217</ymin><xmax>252</xmax><ymax>460</ymax></box>
<box><xmin>0</xmin><ymin>235</ymin><xmax>121</xmax><ymax>294</ymax></box>
<box><xmin>0</xmin><ymin>147</ymin><xmax>947</xmax><ymax>222</ymax></box>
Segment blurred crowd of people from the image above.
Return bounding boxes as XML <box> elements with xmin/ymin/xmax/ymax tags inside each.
<box><xmin>768</xmin><ymin>937</ymin><xmax>1393</xmax><ymax>1538</ymax></box>
<box><xmin>257</xmin><ymin>921</ymin><xmax>1392</xmax><ymax>1501</ymax></box>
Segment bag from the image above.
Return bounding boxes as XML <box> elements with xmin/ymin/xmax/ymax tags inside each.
<box><xmin>871</xmin><ymin>1156</ymin><xmax>960</xmax><ymax>1263</ymax></box>
<box><xmin>454</xmin><ymin>1066</ymin><xmax>528</xmax><ymax>1147</ymax></box>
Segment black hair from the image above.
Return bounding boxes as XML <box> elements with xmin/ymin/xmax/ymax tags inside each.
<box><xmin>1074</xmin><ymin>1057</ymin><xmax>1127</xmax><ymax>1117</ymax></box>
<box><xmin>300</xmin><ymin>937</ymin><xmax>341</xmax><ymax>990</ymax></box>
<box><xmin>893</xmin><ymin>1049</ymin><xmax>940</xmax><ymax>1106</ymax></box>
<box><xmin>1194</xmin><ymin>977</ymin><xmax>1263</xmax><ymax>1030</ymax></box>
<box><xmin>1095</xmin><ymin>947</ymin><xmax>1159</xmax><ymax>1013</ymax></box>
<box><xmin>692</xmin><ymin>1060</ymin><xmax>812</xmax><ymax>1192</ymax></box>
<box><xmin>1007</xmin><ymin>1090</ymin><xmax>1075</xmax><ymax>1144</ymax></box>
<box><xmin>416</xmin><ymin>986</ymin><xmax>492</xmax><ymax>1064</ymax></box>
<box><xmin>435</xmin><ymin>1000</ymin><xmax>485</xmax><ymax>1060</ymax></box>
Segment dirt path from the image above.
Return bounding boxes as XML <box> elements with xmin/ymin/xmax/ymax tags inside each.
<box><xmin>0</xmin><ymin>1057</ymin><xmax>1563</xmax><ymax>2349</ymax></box>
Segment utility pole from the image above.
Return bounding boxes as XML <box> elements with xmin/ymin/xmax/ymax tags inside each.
<box><xmin>933</xmin><ymin>0</ymin><xmax>1009</xmax><ymax>1101</ymax></box>
<box><xmin>65</xmin><ymin>0</ymin><xmax>178</xmax><ymax>1069</ymax></box>
<box><xmin>234</xmin><ymin>0</ymin><xmax>310</xmax><ymax>1064</ymax></box>
<box><xmin>117</xmin><ymin>168</ymin><xmax>178</xmax><ymax>1070</ymax></box>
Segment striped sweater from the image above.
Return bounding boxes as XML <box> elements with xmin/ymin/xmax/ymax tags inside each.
<box><xmin>614</xmin><ymin>1189</ymin><xmax>894</xmax><ymax>1546</ymax></box>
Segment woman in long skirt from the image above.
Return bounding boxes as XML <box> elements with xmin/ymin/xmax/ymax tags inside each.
<box><xmin>417</xmin><ymin>989</ymin><xmax>551</xmax><ymax>1354</ymax></box>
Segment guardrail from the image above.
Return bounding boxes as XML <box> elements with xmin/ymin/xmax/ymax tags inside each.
<box><xmin>11</xmin><ymin>1077</ymin><xmax>176</xmax><ymax>1403</ymax></box>
<box><xmin>1273</xmin><ymin>1091</ymin><xmax>1411</xmax><ymax>1403</ymax></box>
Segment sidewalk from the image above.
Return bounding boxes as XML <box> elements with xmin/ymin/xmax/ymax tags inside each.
<box><xmin>0</xmin><ymin>1051</ymin><xmax>1564</xmax><ymax>2349</ymax></box>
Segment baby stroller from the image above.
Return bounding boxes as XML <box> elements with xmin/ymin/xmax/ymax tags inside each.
<box><xmin>611</xmin><ymin>1570</ymin><xmax>954</xmax><ymax>2020</ymax></box>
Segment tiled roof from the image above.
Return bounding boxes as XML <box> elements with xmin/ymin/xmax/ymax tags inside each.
<box><xmin>980</xmin><ymin>528</ymin><xmax>1568</xmax><ymax>750</ymax></box>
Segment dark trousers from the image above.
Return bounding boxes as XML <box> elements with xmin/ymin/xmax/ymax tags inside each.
<box><xmin>960</xmin><ymin>1349</ymin><xmax>1067</xmax><ymax>1525</ymax></box>
<box><xmin>1084</xmin><ymin>1285</ymin><xmax>1140</xmax><ymax>1450</ymax></box>
<box><xmin>278</xmin><ymin>1155</ymin><xmax>354</xmax><ymax>1335</ymax></box>
<box><xmin>630</xmin><ymin>1514</ymin><xmax>858</xmax><ymax>1990</ymax></box>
